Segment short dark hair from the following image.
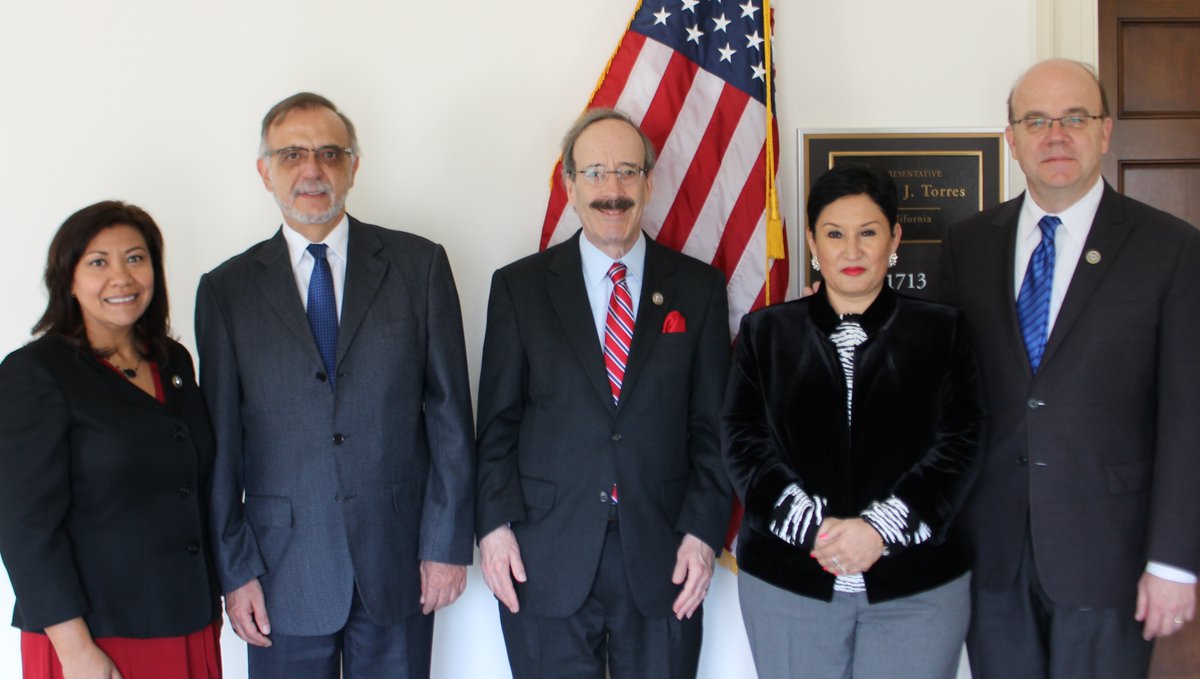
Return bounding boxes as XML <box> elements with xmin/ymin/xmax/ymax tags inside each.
<box><xmin>34</xmin><ymin>201</ymin><xmax>171</xmax><ymax>363</ymax></box>
<box><xmin>1006</xmin><ymin>60</ymin><xmax>1111</xmax><ymax>123</ymax></box>
<box><xmin>806</xmin><ymin>165</ymin><xmax>900</xmax><ymax>233</ymax></box>
<box><xmin>260</xmin><ymin>92</ymin><xmax>360</xmax><ymax>157</ymax></box>
<box><xmin>561</xmin><ymin>108</ymin><xmax>657</xmax><ymax>177</ymax></box>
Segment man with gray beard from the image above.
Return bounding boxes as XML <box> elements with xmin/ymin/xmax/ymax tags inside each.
<box><xmin>195</xmin><ymin>92</ymin><xmax>475</xmax><ymax>679</ymax></box>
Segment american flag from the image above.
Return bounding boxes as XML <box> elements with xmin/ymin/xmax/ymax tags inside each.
<box><xmin>540</xmin><ymin>0</ymin><xmax>788</xmax><ymax>338</ymax></box>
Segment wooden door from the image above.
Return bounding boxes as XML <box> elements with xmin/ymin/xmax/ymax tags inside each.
<box><xmin>1099</xmin><ymin>0</ymin><xmax>1200</xmax><ymax>225</ymax></box>
<box><xmin>1099</xmin><ymin>2</ymin><xmax>1200</xmax><ymax>676</ymax></box>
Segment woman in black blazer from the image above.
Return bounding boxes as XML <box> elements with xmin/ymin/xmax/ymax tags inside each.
<box><xmin>0</xmin><ymin>202</ymin><xmax>221</xmax><ymax>678</ymax></box>
<box><xmin>722</xmin><ymin>166</ymin><xmax>985</xmax><ymax>678</ymax></box>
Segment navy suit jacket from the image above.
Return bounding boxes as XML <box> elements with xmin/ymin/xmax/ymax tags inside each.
<box><xmin>196</xmin><ymin>216</ymin><xmax>475</xmax><ymax>635</ymax></box>
<box><xmin>942</xmin><ymin>184</ymin><xmax>1200</xmax><ymax>608</ymax></box>
<box><xmin>476</xmin><ymin>231</ymin><xmax>732</xmax><ymax>619</ymax></box>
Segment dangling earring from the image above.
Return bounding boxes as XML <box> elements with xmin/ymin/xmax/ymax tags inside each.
<box><xmin>810</xmin><ymin>255</ymin><xmax>820</xmax><ymax>272</ymax></box>
<box><xmin>888</xmin><ymin>252</ymin><xmax>898</xmax><ymax>268</ymax></box>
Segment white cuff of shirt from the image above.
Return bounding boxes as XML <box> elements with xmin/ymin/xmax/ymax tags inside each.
<box><xmin>1146</xmin><ymin>561</ymin><xmax>1198</xmax><ymax>584</ymax></box>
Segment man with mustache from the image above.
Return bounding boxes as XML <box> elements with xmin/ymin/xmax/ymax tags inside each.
<box><xmin>476</xmin><ymin>108</ymin><xmax>733</xmax><ymax>678</ymax></box>
<box><xmin>941</xmin><ymin>59</ymin><xmax>1200</xmax><ymax>678</ymax></box>
<box><xmin>195</xmin><ymin>92</ymin><xmax>475</xmax><ymax>679</ymax></box>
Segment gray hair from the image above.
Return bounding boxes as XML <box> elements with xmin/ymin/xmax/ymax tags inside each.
<box><xmin>258</xmin><ymin>92</ymin><xmax>361</xmax><ymax>158</ymax></box>
<box><xmin>560</xmin><ymin>108</ymin><xmax>656</xmax><ymax>177</ymax></box>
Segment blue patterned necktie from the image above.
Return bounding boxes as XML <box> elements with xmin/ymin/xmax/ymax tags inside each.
<box><xmin>1016</xmin><ymin>215</ymin><xmax>1060</xmax><ymax>374</ymax></box>
<box><xmin>306</xmin><ymin>243</ymin><xmax>338</xmax><ymax>389</ymax></box>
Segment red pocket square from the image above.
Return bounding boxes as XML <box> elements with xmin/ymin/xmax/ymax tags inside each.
<box><xmin>662</xmin><ymin>311</ymin><xmax>687</xmax><ymax>333</ymax></box>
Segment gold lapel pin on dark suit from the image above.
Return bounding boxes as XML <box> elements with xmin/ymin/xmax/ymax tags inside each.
<box><xmin>171</xmin><ymin>375</ymin><xmax>184</xmax><ymax>389</ymax></box>
<box><xmin>652</xmin><ymin>292</ymin><xmax>664</xmax><ymax>305</ymax></box>
<box><xmin>1085</xmin><ymin>250</ymin><xmax>1101</xmax><ymax>265</ymax></box>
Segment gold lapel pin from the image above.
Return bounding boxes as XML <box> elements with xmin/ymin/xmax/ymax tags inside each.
<box><xmin>652</xmin><ymin>292</ymin><xmax>664</xmax><ymax>306</ymax></box>
<box><xmin>1085</xmin><ymin>250</ymin><xmax>1101</xmax><ymax>265</ymax></box>
<box><xmin>171</xmin><ymin>375</ymin><xmax>184</xmax><ymax>389</ymax></box>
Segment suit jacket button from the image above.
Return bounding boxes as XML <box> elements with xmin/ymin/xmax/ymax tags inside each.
<box><xmin>186</xmin><ymin>541</ymin><xmax>199</xmax><ymax>555</ymax></box>
<box><xmin>1017</xmin><ymin>455</ymin><xmax>1029</xmax><ymax>466</ymax></box>
<box><xmin>172</xmin><ymin>425</ymin><xmax>188</xmax><ymax>441</ymax></box>
<box><xmin>611</xmin><ymin>433</ymin><xmax>622</xmax><ymax>442</ymax></box>
<box><xmin>333</xmin><ymin>433</ymin><xmax>346</xmax><ymax>445</ymax></box>
<box><xmin>1027</xmin><ymin>398</ymin><xmax>1044</xmax><ymax>410</ymax></box>
<box><xmin>316</xmin><ymin>372</ymin><xmax>327</xmax><ymax>382</ymax></box>
<box><xmin>599</xmin><ymin>491</ymin><xmax>609</xmax><ymax>503</ymax></box>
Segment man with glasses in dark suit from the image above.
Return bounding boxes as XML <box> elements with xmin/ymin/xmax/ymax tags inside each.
<box><xmin>476</xmin><ymin>108</ymin><xmax>732</xmax><ymax>679</ymax></box>
<box><xmin>942</xmin><ymin>59</ymin><xmax>1200</xmax><ymax>679</ymax></box>
<box><xmin>196</xmin><ymin>92</ymin><xmax>475</xmax><ymax>679</ymax></box>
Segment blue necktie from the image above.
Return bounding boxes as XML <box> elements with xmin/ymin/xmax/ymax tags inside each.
<box><xmin>306</xmin><ymin>243</ymin><xmax>338</xmax><ymax>389</ymax></box>
<box><xmin>1016</xmin><ymin>215</ymin><xmax>1060</xmax><ymax>374</ymax></box>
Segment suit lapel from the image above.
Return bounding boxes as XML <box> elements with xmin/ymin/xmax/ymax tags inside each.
<box><xmin>548</xmin><ymin>234</ymin><xmax>614</xmax><ymax>410</ymax></box>
<box><xmin>1041</xmin><ymin>185</ymin><xmax>1132</xmax><ymax>369</ymax></box>
<box><xmin>336</xmin><ymin>218</ymin><xmax>389</xmax><ymax>366</ymax></box>
<box><xmin>989</xmin><ymin>199</ymin><xmax>1034</xmax><ymax>375</ymax></box>
<box><xmin>255</xmin><ymin>229</ymin><xmax>325</xmax><ymax>367</ymax></box>
<box><xmin>157</xmin><ymin>352</ymin><xmax>188</xmax><ymax>416</ymax></box>
<box><xmin>83</xmin><ymin>352</ymin><xmax>165</xmax><ymax>416</ymax></box>
<box><xmin>618</xmin><ymin>238</ymin><xmax>672</xmax><ymax>411</ymax></box>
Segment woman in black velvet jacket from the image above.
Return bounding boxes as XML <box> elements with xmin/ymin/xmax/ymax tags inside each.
<box><xmin>722</xmin><ymin>165</ymin><xmax>985</xmax><ymax>678</ymax></box>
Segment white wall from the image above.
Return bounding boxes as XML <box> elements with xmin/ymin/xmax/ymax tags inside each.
<box><xmin>0</xmin><ymin>1</ymin><xmax>1040</xmax><ymax>676</ymax></box>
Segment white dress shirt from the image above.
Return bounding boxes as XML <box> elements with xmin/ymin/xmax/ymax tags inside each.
<box><xmin>579</xmin><ymin>233</ymin><xmax>646</xmax><ymax>346</ymax></box>
<box><xmin>1013</xmin><ymin>178</ymin><xmax>1102</xmax><ymax>337</ymax></box>
<box><xmin>281</xmin><ymin>216</ymin><xmax>349</xmax><ymax>321</ymax></box>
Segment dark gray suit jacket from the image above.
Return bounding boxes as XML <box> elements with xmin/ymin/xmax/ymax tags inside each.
<box><xmin>941</xmin><ymin>184</ymin><xmax>1200</xmax><ymax>608</ymax></box>
<box><xmin>476</xmin><ymin>231</ymin><xmax>732</xmax><ymax>619</ymax></box>
<box><xmin>196</xmin><ymin>217</ymin><xmax>475</xmax><ymax>635</ymax></box>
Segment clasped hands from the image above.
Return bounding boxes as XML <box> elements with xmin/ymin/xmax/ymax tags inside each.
<box><xmin>480</xmin><ymin>525</ymin><xmax>714</xmax><ymax>620</ymax></box>
<box><xmin>809</xmin><ymin>517</ymin><xmax>885</xmax><ymax>577</ymax></box>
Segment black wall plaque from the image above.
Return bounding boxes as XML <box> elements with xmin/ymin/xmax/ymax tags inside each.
<box><xmin>801</xmin><ymin>132</ymin><xmax>1007</xmax><ymax>302</ymax></box>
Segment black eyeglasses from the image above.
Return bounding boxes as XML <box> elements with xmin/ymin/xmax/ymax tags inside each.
<box><xmin>1010</xmin><ymin>114</ymin><xmax>1105</xmax><ymax>133</ymax></box>
<box><xmin>267</xmin><ymin>145</ymin><xmax>354</xmax><ymax>167</ymax></box>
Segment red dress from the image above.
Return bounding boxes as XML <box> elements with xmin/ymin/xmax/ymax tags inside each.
<box><xmin>20</xmin><ymin>361</ymin><xmax>223</xmax><ymax>679</ymax></box>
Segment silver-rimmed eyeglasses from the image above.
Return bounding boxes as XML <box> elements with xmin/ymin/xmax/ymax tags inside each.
<box><xmin>1011</xmin><ymin>114</ymin><xmax>1105</xmax><ymax>133</ymax></box>
<box><xmin>268</xmin><ymin>145</ymin><xmax>354</xmax><ymax>167</ymax></box>
<box><xmin>571</xmin><ymin>165</ymin><xmax>648</xmax><ymax>186</ymax></box>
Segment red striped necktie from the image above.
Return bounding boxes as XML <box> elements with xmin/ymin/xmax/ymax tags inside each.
<box><xmin>604</xmin><ymin>262</ymin><xmax>634</xmax><ymax>405</ymax></box>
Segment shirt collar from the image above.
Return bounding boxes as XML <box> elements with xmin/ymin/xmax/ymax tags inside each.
<box><xmin>282</xmin><ymin>215</ymin><xmax>350</xmax><ymax>269</ymax></box>
<box><xmin>579</xmin><ymin>230</ymin><xmax>647</xmax><ymax>284</ymax></box>
<box><xmin>1019</xmin><ymin>178</ymin><xmax>1104</xmax><ymax>247</ymax></box>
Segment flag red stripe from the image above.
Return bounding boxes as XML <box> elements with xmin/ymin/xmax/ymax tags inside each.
<box><xmin>592</xmin><ymin>31</ymin><xmax>646</xmax><ymax>109</ymax></box>
<box><xmin>636</xmin><ymin>51</ymin><xmax>699</xmax><ymax>155</ymax></box>
<box><xmin>655</xmin><ymin>85</ymin><xmax>750</xmax><ymax>252</ymax></box>
<box><xmin>540</xmin><ymin>159</ymin><xmax>568</xmax><ymax>250</ymax></box>
<box><xmin>712</xmin><ymin>144</ymin><xmax>767</xmax><ymax>276</ymax></box>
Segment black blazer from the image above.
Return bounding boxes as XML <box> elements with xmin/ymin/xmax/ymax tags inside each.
<box><xmin>476</xmin><ymin>231</ymin><xmax>733</xmax><ymax>619</ymax></box>
<box><xmin>723</xmin><ymin>286</ymin><xmax>984</xmax><ymax>603</ymax></box>
<box><xmin>942</xmin><ymin>185</ymin><xmax>1200</xmax><ymax>608</ymax></box>
<box><xmin>0</xmin><ymin>335</ymin><xmax>220</xmax><ymax>638</ymax></box>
